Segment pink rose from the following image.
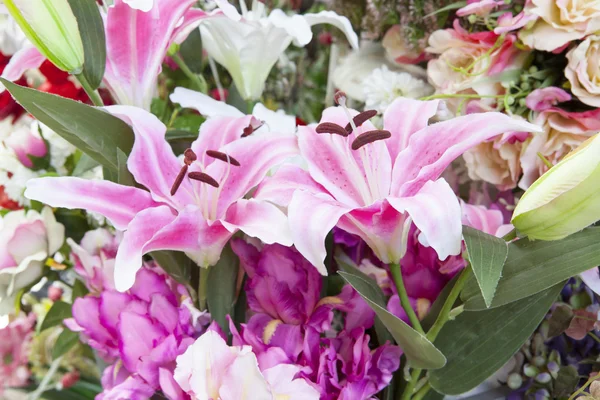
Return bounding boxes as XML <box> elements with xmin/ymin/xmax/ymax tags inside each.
<box><xmin>382</xmin><ymin>25</ymin><xmax>428</xmax><ymax>65</ymax></box>
<box><xmin>525</xmin><ymin>87</ymin><xmax>571</xmax><ymax>111</ymax></box>
<box><xmin>565</xmin><ymin>35</ymin><xmax>600</xmax><ymax>107</ymax></box>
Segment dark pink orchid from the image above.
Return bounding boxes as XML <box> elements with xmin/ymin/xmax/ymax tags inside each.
<box><xmin>25</xmin><ymin>106</ymin><xmax>297</xmax><ymax>291</ymax></box>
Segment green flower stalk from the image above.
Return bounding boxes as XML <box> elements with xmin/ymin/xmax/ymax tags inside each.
<box><xmin>512</xmin><ymin>134</ymin><xmax>600</xmax><ymax>240</ymax></box>
<box><xmin>4</xmin><ymin>0</ymin><xmax>84</xmax><ymax>73</ymax></box>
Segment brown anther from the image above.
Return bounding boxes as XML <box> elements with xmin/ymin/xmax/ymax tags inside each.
<box><xmin>188</xmin><ymin>171</ymin><xmax>220</xmax><ymax>188</ymax></box>
<box><xmin>334</xmin><ymin>91</ymin><xmax>347</xmax><ymax>106</ymax></box>
<box><xmin>184</xmin><ymin>148</ymin><xmax>197</xmax><ymax>166</ymax></box>
<box><xmin>241</xmin><ymin>122</ymin><xmax>264</xmax><ymax>137</ymax></box>
<box><xmin>316</xmin><ymin>122</ymin><xmax>349</xmax><ymax>137</ymax></box>
<box><xmin>345</xmin><ymin>110</ymin><xmax>378</xmax><ymax>133</ymax></box>
<box><xmin>206</xmin><ymin>150</ymin><xmax>240</xmax><ymax>166</ymax></box>
<box><xmin>170</xmin><ymin>165</ymin><xmax>188</xmax><ymax>196</ymax></box>
<box><xmin>351</xmin><ymin>130</ymin><xmax>392</xmax><ymax>150</ymax></box>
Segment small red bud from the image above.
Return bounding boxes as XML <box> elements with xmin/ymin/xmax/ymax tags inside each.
<box><xmin>318</xmin><ymin>32</ymin><xmax>333</xmax><ymax>46</ymax></box>
<box><xmin>61</xmin><ymin>371</ymin><xmax>80</xmax><ymax>389</ymax></box>
<box><xmin>48</xmin><ymin>286</ymin><xmax>63</xmax><ymax>302</ymax></box>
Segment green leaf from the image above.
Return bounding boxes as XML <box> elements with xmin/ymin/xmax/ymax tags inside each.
<box><xmin>72</xmin><ymin>153</ymin><xmax>99</xmax><ymax>176</ymax></box>
<box><xmin>67</xmin><ymin>0</ymin><xmax>106</xmax><ymax>89</ymax></box>
<box><xmin>207</xmin><ymin>244</ymin><xmax>239</xmax><ymax>336</ymax></box>
<box><xmin>54</xmin><ymin>208</ymin><xmax>90</xmax><ymax>243</ymax></box>
<box><xmin>166</xmin><ymin>129</ymin><xmax>200</xmax><ymax>142</ymax></box>
<box><xmin>72</xmin><ymin>279</ymin><xmax>89</xmax><ymax>300</ymax></box>
<box><xmin>424</xmin><ymin>1</ymin><xmax>466</xmax><ymax>17</ymax></box>
<box><xmin>335</xmin><ymin>253</ymin><xmax>392</xmax><ymax>346</ymax></box>
<box><xmin>421</xmin><ymin>274</ymin><xmax>460</xmax><ymax>332</ymax></box>
<box><xmin>462</xmin><ymin>226</ymin><xmax>508</xmax><ymax>308</ymax></box>
<box><xmin>547</xmin><ymin>304</ymin><xmax>574</xmax><ymax>338</ymax></box>
<box><xmin>429</xmin><ymin>282</ymin><xmax>563</xmax><ymax>395</ymax></box>
<box><xmin>0</xmin><ymin>79</ymin><xmax>134</xmax><ymax>173</ymax></box>
<box><xmin>151</xmin><ymin>251</ymin><xmax>192</xmax><ymax>286</ymax></box>
<box><xmin>171</xmin><ymin>114</ymin><xmax>205</xmax><ymax>132</ymax></box>
<box><xmin>553</xmin><ymin>365</ymin><xmax>579</xmax><ymax>398</ymax></box>
<box><xmin>180</xmin><ymin>29</ymin><xmax>203</xmax><ymax>74</ymax></box>
<box><xmin>117</xmin><ymin>149</ymin><xmax>135</xmax><ymax>186</ymax></box>
<box><xmin>40</xmin><ymin>300</ymin><xmax>72</xmax><ymax>332</ymax></box>
<box><xmin>461</xmin><ymin>227</ymin><xmax>600</xmax><ymax>310</ymax></box>
<box><xmin>52</xmin><ymin>328</ymin><xmax>80</xmax><ymax>358</ymax></box>
<box><xmin>338</xmin><ymin>270</ymin><xmax>446</xmax><ymax>369</ymax></box>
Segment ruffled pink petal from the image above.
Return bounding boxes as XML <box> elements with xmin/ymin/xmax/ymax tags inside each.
<box><xmin>24</xmin><ymin>177</ymin><xmax>160</xmax><ymax>230</ymax></box>
<box><xmin>223</xmin><ymin>199</ymin><xmax>293</xmax><ymax>246</ymax></box>
<box><xmin>392</xmin><ymin>113</ymin><xmax>541</xmax><ymax>197</ymax></box>
<box><xmin>103</xmin><ymin>0</ymin><xmax>197</xmax><ymax>109</ymax></box>
<box><xmin>254</xmin><ymin>164</ymin><xmax>327</xmax><ymax>206</ymax></box>
<box><xmin>387</xmin><ymin>179</ymin><xmax>462</xmax><ymax>261</ymax></box>
<box><xmin>117</xmin><ymin>311</ymin><xmax>167</xmax><ymax>373</ymax></box>
<box><xmin>203</xmin><ymin>134</ymin><xmax>299</xmax><ymax>217</ymax></box>
<box><xmin>461</xmin><ymin>202</ymin><xmax>505</xmax><ymax>237</ymax></box>
<box><xmin>0</xmin><ymin>46</ymin><xmax>45</xmax><ymax>83</ymax></box>
<box><xmin>288</xmin><ymin>190</ymin><xmax>351</xmax><ymax>274</ymax></box>
<box><xmin>383</xmin><ymin>98</ymin><xmax>441</xmax><ymax>162</ymax></box>
<box><xmin>525</xmin><ymin>87</ymin><xmax>572</xmax><ymax>112</ymax></box>
<box><xmin>105</xmin><ymin>105</ymin><xmax>194</xmax><ymax>209</ymax></box>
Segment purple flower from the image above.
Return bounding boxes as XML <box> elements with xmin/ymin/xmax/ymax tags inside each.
<box><xmin>64</xmin><ymin>267</ymin><xmax>205</xmax><ymax>399</ymax></box>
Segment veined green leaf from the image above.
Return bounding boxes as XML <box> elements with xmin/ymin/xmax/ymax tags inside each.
<box><xmin>39</xmin><ymin>300</ymin><xmax>72</xmax><ymax>332</ymax></box>
<box><xmin>207</xmin><ymin>244</ymin><xmax>239</xmax><ymax>336</ymax></box>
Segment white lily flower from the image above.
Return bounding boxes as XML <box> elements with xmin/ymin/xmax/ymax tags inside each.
<box><xmin>200</xmin><ymin>0</ymin><xmax>359</xmax><ymax>100</ymax></box>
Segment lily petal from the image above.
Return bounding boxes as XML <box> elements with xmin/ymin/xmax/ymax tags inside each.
<box><xmin>387</xmin><ymin>179</ymin><xmax>462</xmax><ymax>260</ymax></box>
<box><xmin>303</xmin><ymin>10</ymin><xmax>359</xmax><ymax>50</ymax></box>
<box><xmin>106</xmin><ymin>105</ymin><xmax>194</xmax><ymax>208</ymax></box>
<box><xmin>383</xmin><ymin>98</ymin><xmax>440</xmax><ymax>161</ymax></box>
<box><xmin>254</xmin><ymin>164</ymin><xmax>326</xmax><ymax>206</ymax></box>
<box><xmin>392</xmin><ymin>113</ymin><xmax>542</xmax><ymax>197</ymax></box>
<box><xmin>104</xmin><ymin>0</ymin><xmax>197</xmax><ymax>109</ymax></box>
<box><xmin>288</xmin><ymin>190</ymin><xmax>351</xmax><ymax>274</ymax></box>
<box><xmin>223</xmin><ymin>199</ymin><xmax>292</xmax><ymax>246</ymax></box>
<box><xmin>204</xmin><ymin>134</ymin><xmax>299</xmax><ymax>216</ymax></box>
<box><xmin>123</xmin><ymin>0</ymin><xmax>154</xmax><ymax>12</ymax></box>
<box><xmin>24</xmin><ymin>177</ymin><xmax>159</xmax><ymax>230</ymax></box>
<box><xmin>268</xmin><ymin>9</ymin><xmax>312</xmax><ymax>46</ymax></box>
<box><xmin>0</xmin><ymin>46</ymin><xmax>45</xmax><ymax>84</ymax></box>
<box><xmin>170</xmin><ymin>87</ymin><xmax>244</xmax><ymax>118</ymax></box>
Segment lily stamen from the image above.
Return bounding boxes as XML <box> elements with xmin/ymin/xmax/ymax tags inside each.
<box><xmin>184</xmin><ymin>148</ymin><xmax>197</xmax><ymax>165</ymax></box>
<box><xmin>170</xmin><ymin>165</ymin><xmax>188</xmax><ymax>196</ymax></box>
<box><xmin>242</xmin><ymin>122</ymin><xmax>264</xmax><ymax>137</ymax></box>
<box><xmin>206</xmin><ymin>150</ymin><xmax>241</xmax><ymax>166</ymax></box>
<box><xmin>344</xmin><ymin>110</ymin><xmax>377</xmax><ymax>133</ymax></box>
<box><xmin>351</xmin><ymin>130</ymin><xmax>392</xmax><ymax>150</ymax></box>
<box><xmin>316</xmin><ymin>122</ymin><xmax>349</xmax><ymax>137</ymax></box>
<box><xmin>188</xmin><ymin>172</ymin><xmax>220</xmax><ymax>188</ymax></box>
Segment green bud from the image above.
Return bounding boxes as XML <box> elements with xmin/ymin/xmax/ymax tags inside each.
<box><xmin>468</xmin><ymin>14</ymin><xmax>477</xmax><ymax>24</ymax></box>
<box><xmin>524</xmin><ymin>364</ymin><xmax>539</xmax><ymax>377</ymax></box>
<box><xmin>507</xmin><ymin>373</ymin><xmax>523</xmax><ymax>390</ymax></box>
<box><xmin>506</xmin><ymin>96</ymin><xmax>515</xmax><ymax>106</ymax></box>
<box><xmin>529</xmin><ymin>66</ymin><xmax>539</xmax><ymax>74</ymax></box>
<box><xmin>512</xmin><ymin>134</ymin><xmax>600</xmax><ymax>240</ymax></box>
<box><xmin>521</xmin><ymin>82</ymin><xmax>530</xmax><ymax>91</ymax></box>
<box><xmin>4</xmin><ymin>0</ymin><xmax>84</xmax><ymax>73</ymax></box>
<box><xmin>535</xmin><ymin>372</ymin><xmax>551</xmax><ymax>384</ymax></box>
<box><xmin>533</xmin><ymin>355</ymin><xmax>546</xmax><ymax>367</ymax></box>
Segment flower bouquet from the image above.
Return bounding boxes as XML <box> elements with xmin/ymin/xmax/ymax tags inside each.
<box><xmin>1</xmin><ymin>0</ymin><xmax>600</xmax><ymax>399</ymax></box>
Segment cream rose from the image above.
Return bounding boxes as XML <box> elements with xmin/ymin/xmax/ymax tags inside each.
<box><xmin>520</xmin><ymin>0</ymin><xmax>600</xmax><ymax>52</ymax></box>
<box><xmin>566</xmin><ymin>35</ymin><xmax>600</xmax><ymax>107</ymax></box>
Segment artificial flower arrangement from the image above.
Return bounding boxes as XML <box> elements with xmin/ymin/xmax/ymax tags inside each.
<box><xmin>2</xmin><ymin>0</ymin><xmax>600</xmax><ymax>399</ymax></box>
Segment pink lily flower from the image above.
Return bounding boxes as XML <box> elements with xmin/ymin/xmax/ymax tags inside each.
<box><xmin>25</xmin><ymin>106</ymin><xmax>297</xmax><ymax>291</ymax></box>
<box><xmin>1</xmin><ymin>0</ymin><xmax>206</xmax><ymax>110</ymax></box>
<box><xmin>255</xmin><ymin>97</ymin><xmax>541</xmax><ymax>273</ymax></box>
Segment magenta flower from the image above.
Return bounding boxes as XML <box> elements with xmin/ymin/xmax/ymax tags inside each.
<box><xmin>256</xmin><ymin>97</ymin><xmax>540</xmax><ymax>273</ymax></box>
<box><xmin>0</xmin><ymin>313</ymin><xmax>35</xmax><ymax>393</ymax></box>
<box><xmin>26</xmin><ymin>106</ymin><xmax>297</xmax><ymax>290</ymax></box>
<box><xmin>64</xmin><ymin>266</ymin><xmax>204</xmax><ymax>400</ymax></box>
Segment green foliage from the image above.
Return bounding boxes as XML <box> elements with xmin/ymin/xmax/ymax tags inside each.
<box><xmin>207</xmin><ymin>244</ymin><xmax>240</xmax><ymax>336</ymax></box>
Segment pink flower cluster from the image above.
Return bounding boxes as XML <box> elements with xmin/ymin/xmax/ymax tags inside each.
<box><xmin>0</xmin><ymin>313</ymin><xmax>36</xmax><ymax>394</ymax></box>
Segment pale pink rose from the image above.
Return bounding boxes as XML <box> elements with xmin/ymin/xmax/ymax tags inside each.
<box><xmin>457</xmin><ymin>0</ymin><xmax>504</xmax><ymax>17</ymax></box>
<box><xmin>427</xmin><ymin>21</ymin><xmax>526</xmax><ymax>105</ymax></box>
<box><xmin>463</xmin><ymin>131</ymin><xmax>526</xmax><ymax>191</ymax></box>
<box><xmin>0</xmin><ymin>313</ymin><xmax>35</xmax><ymax>393</ymax></box>
<box><xmin>494</xmin><ymin>11</ymin><xmax>538</xmax><ymax>35</ymax></box>
<box><xmin>174</xmin><ymin>331</ymin><xmax>319</xmax><ymax>400</ymax></box>
<box><xmin>519</xmin><ymin>107</ymin><xmax>600</xmax><ymax>188</ymax></box>
<box><xmin>525</xmin><ymin>87</ymin><xmax>571</xmax><ymax>111</ymax></box>
<box><xmin>520</xmin><ymin>0</ymin><xmax>600</xmax><ymax>52</ymax></box>
<box><xmin>382</xmin><ymin>25</ymin><xmax>428</xmax><ymax>65</ymax></box>
<box><xmin>565</xmin><ymin>35</ymin><xmax>600</xmax><ymax>107</ymax></box>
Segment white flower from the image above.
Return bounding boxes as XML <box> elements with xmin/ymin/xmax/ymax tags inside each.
<box><xmin>0</xmin><ymin>207</ymin><xmax>64</xmax><ymax>316</ymax></box>
<box><xmin>0</xmin><ymin>14</ymin><xmax>28</xmax><ymax>56</ymax></box>
<box><xmin>364</xmin><ymin>66</ymin><xmax>432</xmax><ymax>112</ymax></box>
<box><xmin>0</xmin><ymin>144</ymin><xmax>39</xmax><ymax>206</ymax></box>
<box><xmin>200</xmin><ymin>0</ymin><xmax>358</xmax><ymax>100</ymax></box>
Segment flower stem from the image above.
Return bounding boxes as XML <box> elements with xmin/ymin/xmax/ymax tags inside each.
<box><xmin>389</xmin><ymin>262</ymin><xmax>424</xmax><ymax>335</ymax></box>
<box><xmin>198</xmin><ymin>266</ymin><xmax>210</xmax><ymax>311</ymax></box>
<box><xmin>76</xmin><ymin>74</ymin><xmax>104</xmax><ymax>107</ymax></box>
<box><xmin>171</xmin><ymin>53</ymin><xmax>207</xmax><ymax>93</ymax></box>
<box><xmin>412</xmin><ymin>381</ymin><xmax>431</xmax><ymax>400</ymax></box>
<box><xmin>568</xmin><ymin>373</ymin><xmax>600</xmax><ymax>400</ymax></box>
<box><xmin>401</xmin><ymin>368</ymin><xmax>422</xmax><ymax>400</ymax></box>
<box><xmin>426</xmin><ymin>265</ymin><xmax>472</xmax><ymax>343</ymax></box>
